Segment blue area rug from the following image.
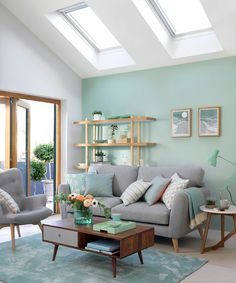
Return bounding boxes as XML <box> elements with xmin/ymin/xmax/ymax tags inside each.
<box><xmin>0</xmin><ymin>234</ymin><xmax>207</xmax><ymax>283</ymax></box>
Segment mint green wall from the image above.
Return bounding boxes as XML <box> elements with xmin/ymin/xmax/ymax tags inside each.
<box><xmin>83</xmin><ymin>57</ymin><xmax>236</xmax><ymax>229</ymax></box>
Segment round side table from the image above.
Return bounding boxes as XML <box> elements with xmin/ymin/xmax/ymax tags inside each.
<box><xmin>200</xmin><ymin>205</ymin><xmax>236</xmax><ymax>253</ymax></box>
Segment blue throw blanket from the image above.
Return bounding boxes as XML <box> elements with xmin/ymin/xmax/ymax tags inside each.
<box><xmin>184</xmin><ymin>187</ymin><xmax>207</xmax><ymax>229</ymax></box>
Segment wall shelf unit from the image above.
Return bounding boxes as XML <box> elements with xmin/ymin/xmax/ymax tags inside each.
<box><xmin>73</xmin><ymin>116</ymin><xmax>157</xmax><ymax>171</ymax></box>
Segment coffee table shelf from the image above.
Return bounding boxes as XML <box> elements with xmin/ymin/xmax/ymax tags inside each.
<box><xmin>42</xmin><ymin>218</ymin><xmax>154</xmax><ymax>278</ymax></box>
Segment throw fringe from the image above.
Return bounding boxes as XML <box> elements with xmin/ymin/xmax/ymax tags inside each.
<box><xmin>190</xmin><ymin>212</ymin><xmax>207</xmax><ymax>229</ymax></box>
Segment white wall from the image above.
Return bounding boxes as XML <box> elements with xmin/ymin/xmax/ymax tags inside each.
<box><xmin>0</xmin><ymin>3</ymin><xmax>82</xmax><ymax>180</ymax></box>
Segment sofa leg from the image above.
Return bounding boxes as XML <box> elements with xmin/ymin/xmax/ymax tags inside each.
<box><xmin>10</xmin><ymin>224</ymin><xmax>15</xmax><ymax>251</ymax></box>
<box><xmin>172</xmin><ymin>238</ymin><xmax>179</xmax><ymax>253</ymax></box>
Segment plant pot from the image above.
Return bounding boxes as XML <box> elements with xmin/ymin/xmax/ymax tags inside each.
<box><xmin>96</xmin><ymin>156</ymin><xmax>103</xmax><ymax>162</ymax></box>
<box><xmin>59</xmin><ymin>201</ymin><xmax>67</xmax><ymax>219</ymax></box>
<box><xmin>74</xmin><ymin>207</ymin><xmax>93</xmax><ymax>225</ymax></box>
<box><xmin>108</xmin><ymin>139</ymin><xmax>115</xmax><ymax>144</ymax></box>
<box><xmin>93</xmin><ymin>114</ymin><xmax>102</xmax><ymax>120</ymax></box>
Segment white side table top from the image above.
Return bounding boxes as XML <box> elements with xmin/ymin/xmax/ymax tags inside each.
<box><xmin>200</xmin><ymin>205</ymin><xmax>236</xmax><ymax>215</ymax></box>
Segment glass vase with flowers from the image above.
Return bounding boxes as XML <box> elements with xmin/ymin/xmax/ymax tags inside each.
<box><xmin>68</xmin><ymin>193</ymin><xmax>110</xmax><ymax>225</ymax></box>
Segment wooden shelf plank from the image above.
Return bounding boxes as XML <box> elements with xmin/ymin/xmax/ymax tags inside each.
<box><xmin>73</xmin><ymin>143</ymin><xmax>157</xmax><ymax>147</ymax></box>
<box><xmin>73</xmin><ymin>116</ymin><xmax>157</xmax><ymax>125</ymax></box>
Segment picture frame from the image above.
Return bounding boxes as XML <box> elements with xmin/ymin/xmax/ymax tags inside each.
<box><xmin>171</xmin><ymin>108</ymin><xmax>192</xmax><ymax>137</ymax></box>
<box><xmin>198</xmin><ymin>106</ymin><xmax>221</xmax><ymax>137</ymax></box>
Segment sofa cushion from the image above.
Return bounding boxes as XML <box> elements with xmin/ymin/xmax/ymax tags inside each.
<box><xmin>120</xmin><ymin>180</ymin><xmax>151</xmax><ymax>206</ymax></box>
<box><xmin>144</xmin><ymin>176</ymin><xmax>171</xmax><ymax>205</ymax></box>
<box><xmin>66</xmin><ymin>173</ymin><xmax>114</xmax><ymax>197</ymax></box>
<box><xmin>162</xmin><ymin>173</ymin><xmax>189</xmax><ymax>210</ymax></box>
<box><xmin>138</xmin><ymin>166</ymin><xmax>204</xmax><ymax>187</ymax></box>
<box><xmin>89</xmin><ymin>165</ymin><xmax>139</xmax><ymax>197</ymax></box>
<box><xmin>111</xmin><ymin>201</ymin><xmax>170</xmax><ymax>225</ymax></box>
<box><xmin>93</xmin><ymin>197</ymin><xmax>122</xmax><ymax>217</ymax></box>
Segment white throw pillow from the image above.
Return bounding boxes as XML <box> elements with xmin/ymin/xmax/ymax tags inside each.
<box><xmin>0</xmin><ymin>188</ymin><xmax>20</xmax><ymax>213</ymax></box>
<box><xmin>162</xmin><ymin>173</ymin><xmax>189</xmax><ymax>210</ymax></box>
<box><xmin>120</xmin><ymin>180</ymin><xmax>151</xmax><ymax>206</ymax></box>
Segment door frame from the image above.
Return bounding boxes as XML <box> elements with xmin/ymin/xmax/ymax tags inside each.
<box><xmin>0</xmin><ymin>97</ymin><xmax>10</xmax><ymax>169</ymax></box>
<box><xmin>10</xmin><ymin>98</ymin><xmax>31</xmax><ymax>195</ymax></box>
<box><xmin>0</xmin><ymin>91</ymin><xmax>61</xmax><ymax>207</ymax></box>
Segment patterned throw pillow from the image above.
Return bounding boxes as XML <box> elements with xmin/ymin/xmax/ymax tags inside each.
<box><xmin>120</xmin><ymin>180</ymin><xmax>151</xmax><ymax>206</ymax></box>
<box><xmin>0</xmin><ymin>188</ymin><xmax>20</xmax><ymax>214</ymax></box>
<box><xmin>162</xmin><ymin>173</ymin><xmax>189</xmax><ymax>210</ymax></box>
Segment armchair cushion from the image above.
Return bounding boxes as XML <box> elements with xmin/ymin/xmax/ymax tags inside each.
<box><xmin>5</xmin><ymin>207</ymin><xmax>52</xmax><ymax>225</ymax></box>
<box><xmin>0</xmin><ymin>188</ymin><xmax>20</xmax><ymax>213</ymax></box>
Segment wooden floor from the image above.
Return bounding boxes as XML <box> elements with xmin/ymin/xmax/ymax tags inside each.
<box><xmin>1</xmin><ymin>215</ymin><xmax>236</xmax><ymax>283</ymax></box>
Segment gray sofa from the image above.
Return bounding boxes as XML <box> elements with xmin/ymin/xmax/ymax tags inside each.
<box><xmin>59</xmin><ymin>164</ymin><xmax>209</xmax><ymax>252</ymax></box>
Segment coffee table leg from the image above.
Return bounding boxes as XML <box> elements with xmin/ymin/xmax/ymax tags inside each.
<box><xmin>52</xmin><ymin>244</ymin><xmax>59</xmax><ymax>261</ymax></box>
<box><xmin>138</xmin><ymin>251</ymin><xmax>144</xmax><ymax>264</ymax></box>
<box><xmin>112</xmin><ymin>257</ymin><xmax>116</xmax><ymax>278</ymax></box>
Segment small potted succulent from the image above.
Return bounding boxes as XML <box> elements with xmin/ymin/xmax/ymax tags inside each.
<box><xmin>206</xmin><ymin>197</ymin><xmax>216</xmax><ymax>209</ymax></box>
<box><xmin>95</xmin><ymin>150</ymin><xmax>106</xmax><ymax>162</ymax></box>
<box><xmin>92</xmin><ymin>110</ymin><xmax>102</xmax><ymax>120</ymax></box>
<box><xmin>108</xmin><ymin>124</ymin><xmax>118</xmax><ymax>144</ymax></box>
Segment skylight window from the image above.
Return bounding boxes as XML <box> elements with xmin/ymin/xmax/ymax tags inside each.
<box><xmin>60</xmin><ymin>2</ymin><xmax>121</xmax><ymax>52</ymax></box>
<box><xmin>148</xmin><ymin>0</ymin><xmax>212</xmax><ymax>36</ymax></box>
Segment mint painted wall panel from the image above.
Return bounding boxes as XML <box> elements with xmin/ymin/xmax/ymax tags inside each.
<box><xmin>83</xmin><ymin>57</ymin><xmax>236</xmax><ymax>229</ymax></box>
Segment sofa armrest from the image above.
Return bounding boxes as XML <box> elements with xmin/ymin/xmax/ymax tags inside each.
<box><xmin>168</xmin><ymin>187</ymin><xmax>210</xmax><ymax>239</ymax></box>
<box><xmin>58</xmin><ymin>184</ymin><xmax>71</xmax><ymax>195</ymax></box>
<box><xmin>22</xmin><ymin>195</ymin><xmax>47</xmax><ymax>210</ymax></box>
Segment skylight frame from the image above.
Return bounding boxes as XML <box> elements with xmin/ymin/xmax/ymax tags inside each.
<box><xmin>59</xmin><ymin>2</ymin><xmax>121</xmax><ymax>53</ymax></box>
<box><xmin>146</xmin><ymin>0</ymin><xmax>212</xmax><ymax>37</ymax></box>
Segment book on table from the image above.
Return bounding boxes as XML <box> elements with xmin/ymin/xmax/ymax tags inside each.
<box><xmin>93</xmin><ymin>220</ymin><xmax>136</xmax><ymax>234</ymax></box>
<box><xmin>86</xmin><ymin>239</ymin><xmax>120</xmax><ymax>252</ymax></box>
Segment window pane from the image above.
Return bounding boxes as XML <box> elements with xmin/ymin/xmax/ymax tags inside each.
<box><xmin>156</xmin><ymin>0</ymin><xmax>211</xmax><ymax>35</ymax></box>
<box><xmin>67</xmin><ymin>5</ymin><xmax>120</xmax><ymax>50</ymax></box>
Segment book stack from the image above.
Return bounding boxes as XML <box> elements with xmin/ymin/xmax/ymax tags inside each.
<box><xmin>85</xmin><ymin>239</ymin><xmax>120</xmax><ymax>255</ymax></box>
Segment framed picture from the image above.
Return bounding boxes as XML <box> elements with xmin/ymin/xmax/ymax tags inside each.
<box><xmin>198</xmin><ymin>106</ymin><xmax>221</xmax><ymax>137</ymax></box>
<box><xmin>171</xmin><ymin>108</ymin><xmax>191</xmax><ymax>137</ymax></box>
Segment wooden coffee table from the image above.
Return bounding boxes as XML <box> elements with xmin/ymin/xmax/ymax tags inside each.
<box><xmin>42</xmin><ymin>218</ymin><xmax>154</xmax><ymax>278</ymax></box>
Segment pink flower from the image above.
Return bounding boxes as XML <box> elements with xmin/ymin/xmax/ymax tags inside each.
<box><xmin>83</xmin><ymin>199</ymin><xmax>92</xmax><ymax>208</ymax></box>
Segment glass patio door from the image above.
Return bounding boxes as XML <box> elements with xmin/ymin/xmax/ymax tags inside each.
<box><xmin>10</xmin><ymin>98</ymin><xmax>31</xmax><ymax>196</ymax></box>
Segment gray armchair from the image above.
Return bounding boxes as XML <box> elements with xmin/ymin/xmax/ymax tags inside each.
<box><xmin>0</xmin><ymin>168</ymin><xmax>52</xmax><ymax>250</ymax></box>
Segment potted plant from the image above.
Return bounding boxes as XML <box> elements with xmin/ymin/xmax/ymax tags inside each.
<box><xmin>108</xmin><ymin>124</ymin><xmax>118</xmax><ymax>143</ymax></box>
<box><xmin>33</xmin><ymin>143</ymin><xmax>54</xmax><ymax>201</ymax></box>
<box><xmin>92</xmin><ymin>110</ymin><xmax>102</xmax><ymax>120</ymax></box>
<box><xmin>30</xmin><ymin>160</ymin><xmax>46</xmax><ymax>195</ymax></box>
<box><xmin>68</xmin><ymin>193</ymin><xmax>110</xmax><ymax>225</ymax></box>
<box><xmin>95</xmin><ymin>150</ymin><xmax>105</xmax><ymax>162</ymax></box>
<box><xmin>55</xmin><ymin>193</ymin><xmax>69</xmax><ymax>219</ymax></box>
<box><xmin>206</xmin><ymin>197</ymin><xmax>216</xmax><ymax>209</ymax></box>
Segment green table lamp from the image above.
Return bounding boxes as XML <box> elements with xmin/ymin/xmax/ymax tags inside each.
<box><xmin>208</xmin><ymin>149</ymin><xmax>236</xmax><ymax>205</ymax></box>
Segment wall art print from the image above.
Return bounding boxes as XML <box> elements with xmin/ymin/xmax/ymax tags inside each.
<box><xmin>198</xmin><ymin>106</ymin><xmax>221</xmax><ymax>137</ymax></box>
<box><xmin>171</xmin><ymin>108</ymin><xmax>191</xmax><ymax>137</ymax></box>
